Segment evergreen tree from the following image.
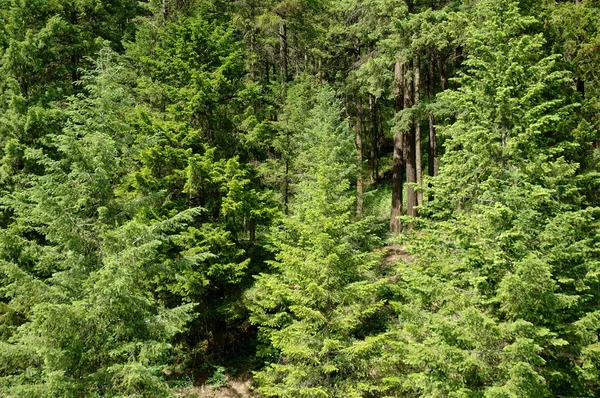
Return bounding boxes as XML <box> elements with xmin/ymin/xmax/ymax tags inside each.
<box><xmin>247</xmin><ymin>85</ymin><xmax>387</xmax><ymax>397</ymax></box>
<box><xmin>378</xmin><ymin>1</ymin><xmax>600</xmax><ymax>396</ymax></box>
<box><xmin>0</xmin><ymin>52</ymin><xmax>196</xmax><ymax>397</ymax></box>
<box><xmin>119</xmin><ymin>0</ymin><xmax>278</xmax><ymax>360</ymax></box>
<box><xmin>1</xmin><ymin>0</ymin><xmax>600</xmax><ymax>395</ymax></box>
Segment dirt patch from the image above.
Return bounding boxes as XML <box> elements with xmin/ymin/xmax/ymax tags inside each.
<box><xmin>176</xmin><ymin>377</ymin><xmax>256</xmax><ymax>398</ymax></box>
<box><xmin>381</xmin><ymin>244</ymin><xmax>413</xmax><ymax>264</ymax></box>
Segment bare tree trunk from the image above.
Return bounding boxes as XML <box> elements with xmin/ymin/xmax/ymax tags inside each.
<box><xmin>284</xmin><ymin>158</ymin><xmax>289</xmax><ymax>215</ymax></box>
<box><xmin>249</xmin><ymin>31</ymin><xmax>257</xmax><ymax>80</ymax></box>
<box><xmin>390</xmin><ymin>61</ymin><xmax>404</xmax><ymax>233</ymax></box>
<box><xmin>437</xmin><ymin>52</ymin><xmax>448</xmax><ymax>91</ymax></box>
<box><xmin>369</xmin><ymin>95</ymin><xmax>379</xmax><ymax>183</ymax></box>
<box><xmin>414</xmin><ymin>62</ymin><xmax>423</xmax><ymax>207</ymax></box>
<box><xmin>318</xmin><ymin>57</ymin><xmax>323</xmax><ymax>82</ymax></box>
<box><xmin>576</xmin><ymin>79</ymin><xmax>585</xmax><ymax>98</ymax></box>
<box><xmin>356</xmin><ymin>100</ymin><xmax>364</xmax><ymax>216</ymax></box>
<box><xmin>405</xmin><ymin>62</ymin><xmax>417</xmax><ymax>221</ymax></box>
<box><xmin>265</xmin><ymin>59</ymin><xmax>270</xmax><ymax>82</ymax></box>
<box><xmin>249</xmin><ymin>218</ymin><xmax>256</xmax><ymax>244</ymax></box>
<box><xmin>428</xmin><ymin>50</ymin><xmax>438</xmax><ymax>182</ymax></box>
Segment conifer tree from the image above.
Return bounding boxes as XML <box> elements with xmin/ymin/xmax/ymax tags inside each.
<box><xmin>380</xmin><ymin>1</ymin><xmax>600</xmax><ymax>396</ymax></box>
<box><xmin>247</xmin><ymin>85</ymin><xmax>386</xmax><ymax>397</ymax></box>
<box><xmin>0</xmin><ymin>52</ymin><xmax>196</xmax><ymax>397</ymax></box>
<box><xmin>119</xmin><ymin>1</ymin><xmax>278</xmax><ymax>357</ymax></box>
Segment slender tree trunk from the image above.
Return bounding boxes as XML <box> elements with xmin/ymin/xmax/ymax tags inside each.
<box><xmin>405</xmin><ymin>62</ymin><xmax>417</xmax><ymax>221</ymax></box>
<box><xmin>279</xmin><ymin>20</ymin><xmax>288</xmax><ymax>83</ymax></box>
<box><xmin>501</xmin><ymin>116</ymin><xmax>507</xmax><ymax>173</ymax></box>
<box><xmin>437</xmin><ymin>52</ymin><xmax>448</xmax><ymax>91</ymax></box>
<box><xmin>390</xmin><ymin>61</ymin><xmax>404</xmax><ymax>233</ymax></box>
<box><xmin>248</xmin><ymin>218</ymin><xmax>256</xmax><ymax>244</ymax></box>
<box><xmin>318</xmin><ymin>57</ymin><xmax>323</xmax><ymax>82</ymax></box>
<box><xmin>249</xmin><ymin>28</ymin><xmax>257</xmax><ymax>80</ymax></box>
<box><xmin>428</xmin><ymin>50</ymin><xmax>438</xmax><ymax>182</ymax></box>
<box><xmin>369</xmin><ymin>95</ymin><xmax>379</xmax><ymax>183</ymax></box>
<box><xmin>265</xmin><ymin>59</ymin><xmax>270</xmax><ymax>82</ymax></box>
<box><xmin>576</xmin><ymin>79</ymin><xmax>585</xmax><ymax>99</ymax></box>
<box><xmin>356</xmin><ymin>100</ymin><xmax>364</xmax><ymax>216</ymax></box>
<box><xmin>414</xmin><ymin>62</ymin><xmax>423</xmax><ymax>207</ymax></box>
<box><xmin>284</xmin><ymin>158</ymin><xmax>289</xmax><ymax>215</ymax></box>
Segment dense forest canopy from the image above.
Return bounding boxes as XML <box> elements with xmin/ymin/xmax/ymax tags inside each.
<box><xmin>1</xmin><ymin>0</ymin><xmax>600</xmax><ymax>396</ymax></box>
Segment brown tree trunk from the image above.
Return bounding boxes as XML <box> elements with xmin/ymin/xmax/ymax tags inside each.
<box><xmin>284</xmin><ymin>158</ymin><xmax>289</xmax><ymax>215</ymax></box>
<box><xmin>265</xmin><ymin>59</ymin><xmax>270</xmax><ymax>82</ymax></box>
<box><xmin>576</xmin><ymin>79</ymin><xmax>585</xmax><ymax>98</ymax></box>
<box><xmin>356</xmin><ymin>100</ymin><xmax>364</xmax><ymax>216</ymax></box>
<box><xmin>249</xmin><ymin>218</ymin><xmax>256</xmax><ymax>244</ymax></box>
<box><xmin>369</xmin><ymin>95</ymin><xmax>379</xmax><ymax>183</ymax></box>
<box><xmin>405</xmin><ymin>62</ymin><xmax>417</xmax><ymax>221</ymax></box>
<box><xmin>318</xmin><ymin>57</ymin><xmax>323</xmax><ymax>82</ymax></box>
<box><xmin>390</xmin><ymin>61</ymin><xmax>404</xmax><ymax>233</ymax></box>
<box><xmin>414</xmin><ymin>62</ymin><xmax>423</xmax><ymax>207</ymax></box>
<box><xmin>162</xmin><ymin>0</ymin><xmax>167</xmax><ymax>22</ymax></box>
<box><xmin>428</xmin><ymin>50</ymin><xmax>438</xmax><ymax>181</ymax></box>
<box><xmin>437</xmin><ymin>52</ymin><xmax>448</xmax><ymax>91</ymax></box>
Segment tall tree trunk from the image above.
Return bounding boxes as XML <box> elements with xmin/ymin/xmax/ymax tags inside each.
<box><xmin>265</xmin><ymin>58</ymin><xmax>270</xmax><ymax>82</ymax></box>
<box><xmin>414</xmin><ymin>62</ymin><xmax>423</xmax><ymax>207</ymax></box>
<box><xmin>318</xmin><ymin>57</ymin><xmax>323</xmax><ymax>82</ymax></box>
<box><xmin>249</xmin><ymin>28</ymin><xmax>257</xmax><ymax>80</ymax></box>
<box><xmin>437</xmin><ymin>52</ymin><xmax>448</xmax><ymax>91</ymax></box>
<box><xmin>356</xmin><ymin>100</ymin><xmax>364</xmax><ymax>216</ymax></box>
<box><xmin>576</xmin><ymin>79</ymin><xmax>585</xmax><ymax>99</ymax></box>
<box><xmin>279</xmin><ymin>20</ymin><xmax>288</xmax><ymax>83</ymax></box>
<box><xmin>405</xmin><ymin>62</ymin><xmax>417</xmax><ymax>221</ymax></box>
<box><xmin>248</xmin><ymin>218</ymin><xmax>256</xmax><ymax>244</ymax></box>
<box><xmin>390</xmin><ymin>61</ymin><xmax>404</xmax><ymax>233</ymax></box>
<box><xmin>428</xmin><ymin>50</ymin><xmax>438</xmax><ymax>182</ymax></box>
<box><xmin>369</xmin><ymin>95</ymin><xmax>379</xmax><ymax>183</ymax></box>
<box><xmin>284</xmin><ymin>158</ymin><xmax>289</xmax><ymax>215</ymax></box>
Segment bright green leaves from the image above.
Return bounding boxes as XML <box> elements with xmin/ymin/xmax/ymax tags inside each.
<box><xmin>0</xmin><ymin>56</ymin><xmax>199</xmax><ymax>396</ymax></box>
<box><xmin>436</xmin><ymin>1</ymin><xmax>580</xmax><ymax>213</ymax></box>
<box><xmin>2</xmin><ymin>0</ymin><xmax>600</xmax><ymax>396</ymax></box>
<box><xmin>397</xmin><ymin>1</ymin><xmax>600</xmax><ymax>396</ymax></box>
<box><xmin>126</xmin><ymin>11</ymin><xmax>245</xmax><ymax>152</ymax></box>
<box><xmin>248</xmin><ymin>84</ymin><xmax>386</xmax><ymax>397</ymax></box>
<box><xmin>0</xmin><ymin>0</ymin><xmax>139</xmax><ymax>105</ymax></box>
<box><xmin>0</xmin><ymin>217</ymin><xmax>198</xmax><ymax>397</ymax></box>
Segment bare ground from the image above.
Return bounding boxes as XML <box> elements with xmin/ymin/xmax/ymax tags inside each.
<box><xmin>176</xmin><ymin>377</ymin><xmax>256</xmax><ymax>398</ymax></box>
<box><xmin>380</xmin><ymin>243</ymin><xmax>414</xmax><ymax>264</ymax></box>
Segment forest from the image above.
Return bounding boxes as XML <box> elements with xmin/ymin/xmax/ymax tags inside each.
<box><xmin>1</xmin><ymin>0</ymin><xmax>600</xmax><ymax>396</ymax></box>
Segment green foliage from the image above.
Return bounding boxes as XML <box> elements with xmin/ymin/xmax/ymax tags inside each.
<box><xmin>118</xmin><ymin>4</ymin><xmax>278</xmax><ymax>357</ymax></box>
<box><xmin>1</xmin><ymin>0</ymin><xmax>600</xmax><ymax>396</ymax></box>
<box><xmin>0</xmin><ymin>54</ymin><xmax>197</xmax><ymax>397</ymax></box>
<box><xmin>247</xmin><ymin>84</ymin><xmax>387</xmax><ymax>397</ymax></box>
<box><xmin>379</xmin><ymin>1</ymin><xmax>600</xmax><ymax>397</ymax></box>
<box><xmin>207</xmin><ymin>366</ymin><xmax>230</xmax><ymax>389</ymax></box>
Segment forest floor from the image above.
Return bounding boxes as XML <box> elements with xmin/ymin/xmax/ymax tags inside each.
<box><xmin>176</xmin><ymin>376</ymin><xmax>255</xmax><ymax>397</ymax></box>
<box><xmin>381</xmin><ymin>243</ymin><xmax>413</xmax><ymax>264</ymax></box>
